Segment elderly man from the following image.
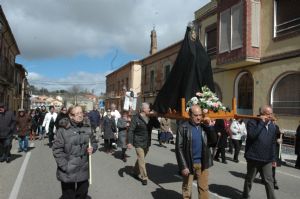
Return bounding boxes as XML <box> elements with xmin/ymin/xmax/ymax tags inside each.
<box><xmin>127</xmin><ymin>102</ymin><xmax>160</xmax><ymax>185</ymax></box>
<box><xmin>176</xmin><ymin>104</ymin><xmax>216</xmax><ymax>199</ymax></box>
<box><xmin>0</xmin><ymin>103</ymin><xmax>16</xmax><ymax>163</ymax></box>
<box><xmin>242</xmin><ymin>105</ymin><xmax>277</xmax><ymax>199</ymax></box>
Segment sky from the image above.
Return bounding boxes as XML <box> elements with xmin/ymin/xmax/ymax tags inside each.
<box><xmin>1</xmin><ymin>0</ymin><xmax>209</xmax><ymax>95</ymax></box>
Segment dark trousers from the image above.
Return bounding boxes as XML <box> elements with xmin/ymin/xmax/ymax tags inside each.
<box><xmin>104</xmin><ymin>139</ymin><xmax>114</xmax><ymax>151</ymax></box>
<box><xmin>228</xmin><ymin>138</ymin><xmax>233</xmax><ymax>152</ymax></box>
<box><xmin>48</xmin><ymin>130</ymin><xmax>54</xmax><ymax>146</ymax></box>
<box><xmin>0</xmin><ymin>138</ymin><xmax>11</xmax><ymax>160</ymax></box>
<box><xmin>61</xmin><ymin>180</ymin><xmax>89</xmax><ymax>199</ymax></box>
<box><xmin>296</xmin><ymin>153</ymin><xmax>300</xmax><ymax>168</ymax></box>
<box><xmin>232</xmin><ymin>139</ymin><xmax>242</xmax><ymax>161</ymax></box>
<box><xmin>243</xmin><ymin>160</ymin><xmax>276</xmax><ymax>199</ymax></box>
<box><xmin>215</xmin><ymin>147</ymin><xmax>226</xmax><ymax>162</ymax></box>
<box><xmin>121</xmin><ymin>148</ymin><xmax>127</xmax><ymax>158</ymax></box>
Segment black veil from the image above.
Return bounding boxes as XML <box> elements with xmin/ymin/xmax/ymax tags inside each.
<box><xmin>153</xmin><ymin>25</ymin><xmax>215</xmax><ymax>113</ymax></box>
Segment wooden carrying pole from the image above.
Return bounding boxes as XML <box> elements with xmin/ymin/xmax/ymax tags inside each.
<box><xmin>151</xmin><ymin>98</ymin><xmax>260</xmax><ymax>120</ymax></box>
<box><xmin>88</xmin><ymin>138</ymin><xmax>92</xmax><ymax>185</ymax></box>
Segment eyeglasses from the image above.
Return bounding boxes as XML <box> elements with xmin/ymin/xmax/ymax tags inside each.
<box><xmin>72</xmin><ymin>112</ymin><xmax>83</xmax><ymax>116</ymax></box>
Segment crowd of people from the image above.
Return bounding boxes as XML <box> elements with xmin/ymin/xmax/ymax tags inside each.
<box><xmin>1</xmin><ymin>101</ymin><xmax>300</xmax><ymax>199</ymax></box>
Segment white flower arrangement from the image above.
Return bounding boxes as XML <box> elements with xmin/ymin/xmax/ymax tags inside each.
<box><xmin>186</xmin><ymin>86</ymin><xmax>228</xmax><ymax>113</ymax></box>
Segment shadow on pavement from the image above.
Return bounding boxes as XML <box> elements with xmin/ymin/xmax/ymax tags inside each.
<box><xmin>209</xmin><ymin>184</ymin><xmax>242</xmax><ymax>198</ymax></box>
<box><xmin>118</xmin><ymin>165</ymin><xmax>134</xmax><ymax>178</ymax></box>
<box><xmin>147</xmin><ymin>163</ymin><xmax>181</xmax><ymax>184</ymax></box>
<box><xmin>152</xmin><ymin>143</ymin><xmax>167</xmax><ymax>148</ymax></box>
<box><xmin>9</xmin><ymin>153</ymin><xmax>22</xmax><ymax>162</ymax></box>
<box><xmin>229</xmin><ymin>171</ymin><xmax>264</xmax><ymax>184</ymax></box>
<box><xmin>151</xmin><ymin>188</ymin><xmax>181</xmax><ymax>199</ymax></box>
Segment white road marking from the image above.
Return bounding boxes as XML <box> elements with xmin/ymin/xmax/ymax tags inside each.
<box><xmin>174</xmin><ymin>174</ymin><xmax>230</xmax><ymax>199</ymax></box>
<box><xmin>8</xmin><ymin>142</ymin><xmax>34</xmax><ymax>199</ymax></box>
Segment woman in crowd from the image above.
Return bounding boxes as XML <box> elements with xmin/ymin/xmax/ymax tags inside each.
<box><xmin>16</xmin><ymin>109</ymin><xmax>31</xmax><ymax>152</ymax></box>
<box><xmin>117</xmin><ymin>110</ymin><xmax>131</xmax><ymax>162</ymax></box>
<box><xmin>52</xmin><ymin>105</ymin><xmax>98</xmax><ymax>199</ymax></box>
<box><xmin>55</xmin><ymin>106</ymin><xmax>68</xmax><ymax>130</ymax></box>
<box><xmin>102</xmin><ymin>109</ymin><xmax>117</xmax><ymax>153</ymax></box>
<box><xmin>230</xmin><ymin>118</ymin><xmax>247</xmax><ymax>163</ymax></box>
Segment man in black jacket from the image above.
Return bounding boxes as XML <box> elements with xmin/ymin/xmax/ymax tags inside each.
<box><xmin>127</xmin><ymin>102</ymin><xmax>160</xmax><ymax>185</ymax></box>
<box><xmin>242</xmin><ymin>105</ymin><xmax>277</xmax><ymax>199</ymax></box>
<box><xmin>175</xmin><ymin>104</ymin><xmax>216</xmax><ymax>199</ymax></box>
<box><xmin>0</xmin><ymin>103</ymin><xmax>16</xmax><ymax>163</ymax></box>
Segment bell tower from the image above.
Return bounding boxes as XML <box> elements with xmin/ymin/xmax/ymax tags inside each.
<box><xmin>150</xmin><ymin>27</ymin><xmax>157</xmax><ymax>55</ymax></box>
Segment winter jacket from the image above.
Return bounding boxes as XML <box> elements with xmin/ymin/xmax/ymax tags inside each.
<box><xmin>117</xmin><ymin>117</ymin><xmax>129</xmax><ymax>148</ymax></box>
<box><xmin>175</xmin><ymin>121</ymin><xmax>217</xmax><ymax>173</ymax></box>
<box><xmin>55</xmin><ymin>113</ymin><xmax>68</xmax><ymax>129</ymax></box>
<box><xmin>214</xmin><ymin>119</ymin><xmax>228</xmax><ymax>148</ymax></box>
<box><xmin>102</xmin><ymin>116</ymin><xmax>116</xmax><ymax>139</ymax></box>
<box><xmin>128</xmin><ymin>114</ymin><xmax>160</xmax><ymax>148</ymax></box>
<box><xmin>52</xmin><ymin>118</ymin><xmax>98</xmax><ymax>183</ymax></box>
<box><xmin>42</xmin><ymin>112</ymin><xmax>58</xmax><ymax>133</ymax></box>
<box><xmin>16</xmin><ymin>115</ymin><xmax>31</xmax><ymax>137</ymax></box>
<box><xmin>160</xmin><ymin>118</ymin><xmax>171</xmax><ymax>132</ymax></box>
<box><xmin>230</xmin><ymin>120</ymin><xmax>247</xmax><ymax>140</ymax></box>
<box><xmin>37</xmin><ymin>110</ymin><xmax>47</xmax><ymax>125</ymax></box>
<box><xmin>244</xmin><ymin>119</ymin><xmax>277</xmax><ymax>163</ymax></box>
<box><xmin>88</xmin><ymin>110</ymin><xmax>100</xmax><ymax>127</ymax></box>
<box><xmin>0</xmin><ymin>110</ymin><xmax>16</xmax><ymax>139</ymax></box>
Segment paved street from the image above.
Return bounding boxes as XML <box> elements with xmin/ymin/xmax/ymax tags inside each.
<box><xmin>1</xmin><ymin>135</ymin><xmax>300</xmax><ymax>199</ymax></box>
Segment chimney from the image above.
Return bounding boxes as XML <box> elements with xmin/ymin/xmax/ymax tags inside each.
<box><xmin>150</xmin><ymin>28</ymin><xmax>157</xmax><ymax>55</ymax></box>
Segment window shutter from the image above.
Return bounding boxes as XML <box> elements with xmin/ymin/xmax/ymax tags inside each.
<box><xmin>219</xmin><ymin>9</ymin><xmax>231</xmax><ymax>53</ymax></box>
<box><xmin>231</xmin><ymin>2</ymin><xmax>243</xmax><ymax>50</ymax></box>
<box><xmin>251</xmin><ymin>1</ymin><xmax>260</xmax><ymax>47</ymax></box>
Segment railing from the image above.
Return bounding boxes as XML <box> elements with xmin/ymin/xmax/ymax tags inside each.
<box><xmin>276</xmin><ymin>17</ymin><xmax>300</xmax><ymax>36</ymax></box>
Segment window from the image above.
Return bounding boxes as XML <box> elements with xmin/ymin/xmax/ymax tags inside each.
<box><xmin>274</xmin><ymin>0</ymin><xmax>300</xmax><ymax>37</ymax></box>
<box><xmin>219</xmin><ymin>1</ymin><xmax>243</xmax><ymax>53</ymax></box>
<box><xmin>150</xmin><ymin>70</ymin><xmax>155</xmax><ymax>92</ymax></box>
<box><xmin>205</xmin><ymin>27</ymin><xmax>217</xmax><ymax>56</ymax></box>
<box><xmin>235</xmin><ymin>72</ymin><xmax>253</xmax><ymax>115</ymax></box>
<box><xmin>164</xmin><ymin>65</ymin><xmax>171</xmax><ymax>81</ymax></box>
<box><xmin>214</xmin><ymin>83</ymin><xmax>222</xmax><ymax>101</ymax></box>
<box><xmin>271</xmin><ymin>73</ymin><xmax>300</xmax><ymax>115</ymax></box>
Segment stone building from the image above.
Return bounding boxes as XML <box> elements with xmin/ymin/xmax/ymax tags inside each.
<box><xmin>105</xmin><ymin>61</ymin><xmax>142</xmax><ymax>111</ymax></box>
<box><xmin>0</xmin><ymin>6</ymin><xmax>30</xmax><ymax>112</ymax></box>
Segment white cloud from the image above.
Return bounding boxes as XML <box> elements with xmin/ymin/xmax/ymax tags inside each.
<box><xmin>2</xmin><ymin>0</ymin><xmax>209</xmax><ymax>59</ymax></box>
<box><xmin>28</xmin><ymin>71</ymin><xmax>108</xmax><ymax>95</ymax></box>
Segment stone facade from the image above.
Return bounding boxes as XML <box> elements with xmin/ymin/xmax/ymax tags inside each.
<box><xmin>0</xmin><ymin>6</ymin><xmax>30</xmax><ymax>112</ymax></box>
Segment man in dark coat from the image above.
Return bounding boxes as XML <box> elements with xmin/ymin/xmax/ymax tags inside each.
<box><xmin>88</xmin><ymin>105</ymin><xmax>101</xmax><ymax>135</ymax></box>
<box><xmin>175</xmin><ymin>104</ymin><xmax>216</xmax><ymax>199</ymax></box>
<box><xmin>0</xmin><ymin>103</ymin><xmax>16</xmax><ymax>163</ymax></box>
<box><xmin>153</xmin><ymin>23</ymin><xmax>215</xmax><ymax>114</ymax></box>
<box><xmin>242</xmin><ymin>105</ymin><xmax>277</xmax><ymax>199</ymax></box>
<box><xmin>127</xmin><ymin>102</ymin><xmax>160</xmax><ymax>185</ymax></box>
